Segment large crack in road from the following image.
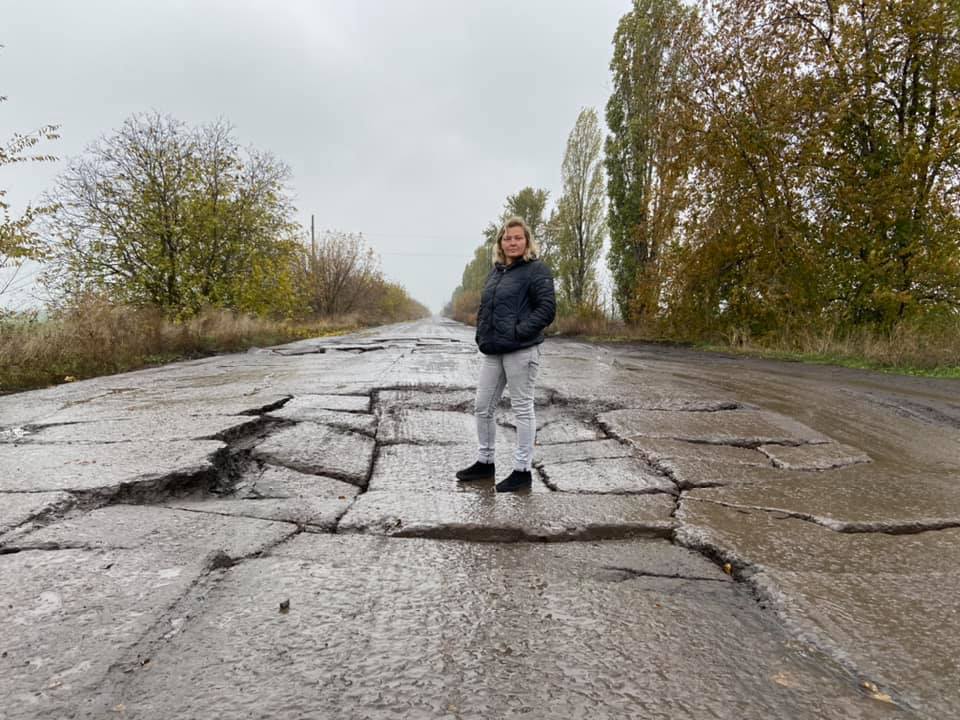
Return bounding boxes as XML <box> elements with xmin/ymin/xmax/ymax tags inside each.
<box><xmin>1</xmin><ymin>318</ymin><xmax>956</xmax><ymax>719</ymax></box>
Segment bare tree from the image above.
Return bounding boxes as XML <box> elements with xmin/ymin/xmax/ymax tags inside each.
<box><xmin>301</xmin><ymin>231</ymin><xmax>381</xmax><ymax>316</ymax></box>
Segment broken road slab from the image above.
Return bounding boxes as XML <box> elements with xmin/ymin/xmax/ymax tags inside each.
<box><xmin>2</xmin><ymin>317</ymin><xmax>957</xmax><ymax>718</ymax></box>
<box><xmin>87</xmin><ymin>533</ymin><xmax>892</xmax><ymax>720</ymax></box>
<box><xmin>0</xmin><ymin>491</ymin><xmax>74</xmax><ymax>535</ymax></box>
<box><xmin>540</xmin><ymin>456</ymin><xmax>677</xmax><ymax>495</ymax></box>
<box><xmin>599</xmin><ymin>407</ymin><xmax>832</xmax><ymax>446</ymax></box>
<box><xmin>0</xmin><ymin>507</ymin><xmax>294</xmax><ymax>720</ymax></box>
<box><xmin>0</xmin><ymin>440</ymin><xmax>224</xmax><ymax>494</ymax></box>
<box><xmin>757</xmin><ymin>441</ymin><xmax>872</xmax><ymax>471</ymax></box>
<box><xmin>251</xmin><ymin>423</ymin><xmax>374</xmax><ymax>486</ymax></box>
<box><xmin>339</xmin><ymin>489</ymin><xmax>677</xmax><ymax>541</ymax></box>
<box><xmin>676</xmin><ymin>499</ymin><xmax>960</xmax><ymax>718</ymax></box>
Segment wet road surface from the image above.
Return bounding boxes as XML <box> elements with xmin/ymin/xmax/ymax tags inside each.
<box><xmin>1</xmin><ymin>317</ymin><xmax>957</xmax><ymax>719</ymax></box>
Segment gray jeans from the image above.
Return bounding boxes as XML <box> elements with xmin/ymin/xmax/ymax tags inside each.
<box><xmin>474</xmin><ymin>344</ymin><xmax>542</xmax><ymax>471</ymax></box>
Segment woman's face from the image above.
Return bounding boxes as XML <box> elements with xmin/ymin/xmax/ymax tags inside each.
<box><xmin>501</xmin><ymin>226</ymin><xmax>527</xmax><ymax>263</ymax></box>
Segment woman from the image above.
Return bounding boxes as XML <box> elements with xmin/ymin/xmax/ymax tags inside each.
<box><xmin>455</xmin><ymin>216</ymin><xmax>556</xmax><ymax>492</ymax></box>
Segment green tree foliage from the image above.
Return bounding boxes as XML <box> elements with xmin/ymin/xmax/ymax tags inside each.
<box><xmin>0</xmin><ymin>91</ymin><xmax>58</xmax><ymax>298</ymax></box>
<box><xmin>662</xmin><ymin>0</ymin><xmax>824</xmax><ymax>335</ymax></box>
<box><xmin>663</xmin><ymin>0</ymin><xmax>960</xmax><ymax>336</ymax></box>
<box><xmin>605</xmin><ymin>0</ymin><xmax>698</xmax><ymax>323</ymax></box>
<box><xmin>44</xmin><ymin>112</ymin><xmax>301</xmax><ymax>317</ymax></box>
<box><xmin>603</xmin><ymin>0</ymin><xmax>959</xmax><ymax>339</ymax></box>
<box><xmin>554</xmin><ymin>108</ymin><xmax>606</xmax><ymax>313</ymax></box>
<box><xmin>803</xmin><ymin>0</ymin><xmax>960</xmax><ymax>326</ymax></box>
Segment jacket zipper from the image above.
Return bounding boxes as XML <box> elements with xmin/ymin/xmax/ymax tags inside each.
<box><xmin>489</xmin><ymin>266</ymin><xmax>505</xmax><ymax>334</ymax></box>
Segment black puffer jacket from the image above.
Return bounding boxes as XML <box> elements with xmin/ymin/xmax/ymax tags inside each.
<box><xmin>475</xmin><ymin>258</ymin><xmax>556</xmax><ymax>355</ymax></box>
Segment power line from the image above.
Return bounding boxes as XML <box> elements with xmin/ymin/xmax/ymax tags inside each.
<box><xmin>356</xmin><ymin>231</ymin><xmax>477</xmax><ymax>242</ymax></box>
<box><xmin>378</xmin><ymin>251</ymin><xmax>472</xmax><ymax>258</ymax></box>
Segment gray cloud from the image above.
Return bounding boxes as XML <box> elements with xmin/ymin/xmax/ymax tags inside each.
<box><xmin>3</xmin><ymin>0</ymin><xmax>628</xmax><ymax>312</ymax></box>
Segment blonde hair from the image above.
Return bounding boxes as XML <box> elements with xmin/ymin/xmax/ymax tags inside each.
<box><xmin>493</xmin><ymin>216</ymin><xmax>540</xmax><ymax>265</ymax></box>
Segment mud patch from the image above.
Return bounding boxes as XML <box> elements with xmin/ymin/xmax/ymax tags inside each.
<box><xmin>684</xmin><ymin>467</ymin><xmax>960</xmax><ymax>526</ymax></box>
<box><xmin>856</xmin><ymin>391</ymin><xmax>960</xmax><ymax>430</ymax></box>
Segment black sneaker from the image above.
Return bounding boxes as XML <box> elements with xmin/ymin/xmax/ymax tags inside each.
<box><xmin>455</xmin><ymin>461</ymin><xmax>495</xmax><ymax>482</ymax></box>
<box><xmin>495</xmin><ymin>470</ymin><xmax>532</xmax><ymax>492</ymax></box>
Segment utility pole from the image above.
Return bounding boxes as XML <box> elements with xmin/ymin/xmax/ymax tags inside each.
<box><xmin>311</xmin><ymin>214</ymin><xmax>316</xmax><ymax>258</ymax></box>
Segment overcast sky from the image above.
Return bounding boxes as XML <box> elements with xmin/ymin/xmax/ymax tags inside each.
<box><xmin>3</xmin><ymin>0</ymin><xmax>630</xmax><ymax>313</ymax></box>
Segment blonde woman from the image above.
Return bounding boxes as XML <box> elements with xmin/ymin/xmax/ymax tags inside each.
<box><xmin>456</xmin><ymin>217</ymin><xmax>556</xmax><ymax>492</ymax></box>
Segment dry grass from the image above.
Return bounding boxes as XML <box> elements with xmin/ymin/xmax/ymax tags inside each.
<box><xmin>550</xmin><ymin>311</ymin><xmax>661</xmax><ymax>343</ymax></box>
<box><xmin>0</xmin><ymin>301</ymin><xmax>359</xmax><ymax>393</ymax></box>
<box><xmin>547</xmin><ymin>311</ymin><xmax>960</xmax><ymax>377</ymax></box>
<box><xmin>712</xmin><ymin>320</ymin><xmax>960</xmax><ymax>377</ymax></box>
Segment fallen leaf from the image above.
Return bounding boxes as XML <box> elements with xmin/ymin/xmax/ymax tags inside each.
<box><xmin>722</xmin><ymin>563</ymin><xmax>733</xmax><ymax>575</ymax></box>
<box><xmin>771</xmin><ymin>671</ymin><xmax>800</xmax><ymax>688</ymax></box>
<box><xmin>862</xmin><ymin>680</ymin><xmax>894</xmax><ymax>704</ymax></box>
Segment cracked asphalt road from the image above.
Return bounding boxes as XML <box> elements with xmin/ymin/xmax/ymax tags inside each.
<box><xmin>1</xmin><ymin>317</ymin><xmax>957</xmax><ymax>719</ymax></box>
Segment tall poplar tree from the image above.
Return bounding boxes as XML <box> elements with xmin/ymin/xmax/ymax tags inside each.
<box><xmin>605</xmin><ymin>0</ymin><xmax>697</xmax><ymax>322</ymax></box>
<box><xmin>555</xmin><ymin>108</ymin><xmax>605</xmax><ymax>312</ymax></box>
